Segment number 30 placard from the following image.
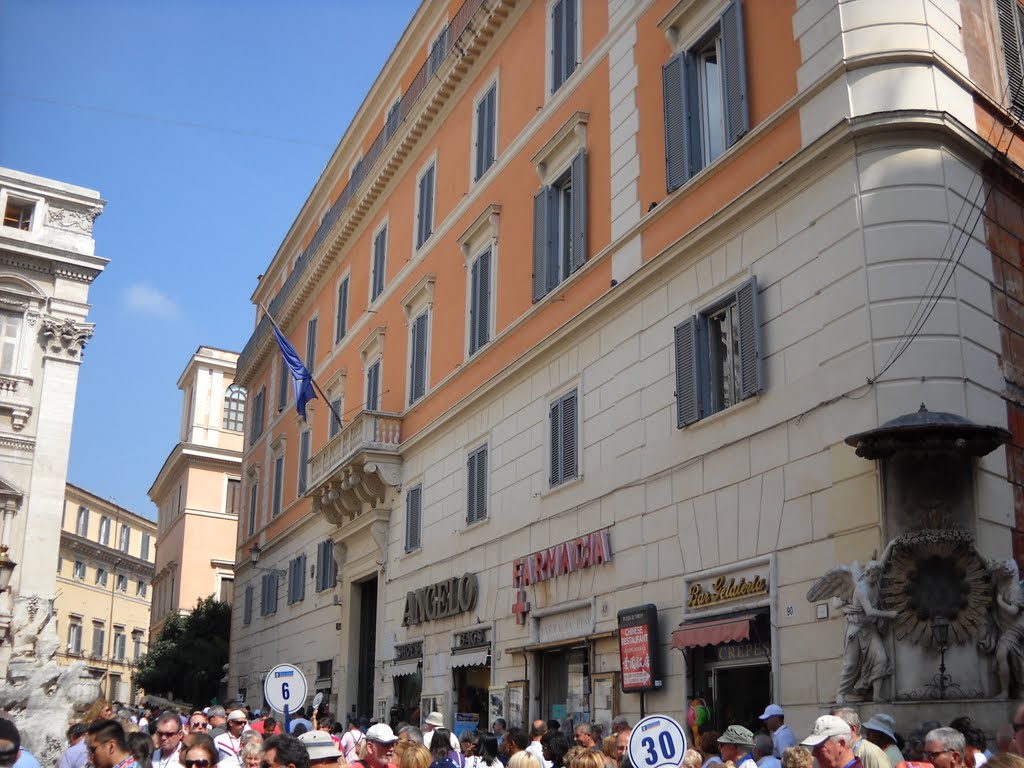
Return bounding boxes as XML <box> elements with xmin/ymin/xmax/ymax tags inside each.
<box><xmin>627</xmin><ymin>715</ymin><xmax>688</xmax><ymax>768</ymax></box>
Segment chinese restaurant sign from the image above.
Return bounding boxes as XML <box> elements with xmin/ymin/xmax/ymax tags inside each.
<box><xmin>618</xmin><ymin>603</ymin><xmax>659</xmax><ymax>693</ymax></box>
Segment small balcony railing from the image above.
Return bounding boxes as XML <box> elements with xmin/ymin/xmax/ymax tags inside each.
<box><xmin>308</xmin><ymin>410</ymin><xmax>402</xmax><ymax>491</ymax></box>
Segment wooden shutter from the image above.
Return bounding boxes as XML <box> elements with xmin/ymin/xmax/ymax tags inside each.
<box><xmin>298</xmin><ymin>554</ymin><xmax>306</xmax><ymax>601</ymax></box>
<box><xmin>720</xmin><ymin>0</ymin><xmax>749</xmax><ymax>147</ymax></box>
<box><xmin>735</xmin><ymin>276</ymin><xmax>763</xmax><ymax>399</ymax></box>
<box><xmin>473</xmin><ymin>249</ymin><xmax>491</xmax><ymax>353</ymax></box>
<box><xmin>270</xmin><ymin>574</ymin><xmax>278</xmax><ymax>613</ymax></box>
<box><xmin>336</xmin><ymin>278</ymin><xmax>349</xmax><ymax>342</ymax></box>
<box><xmin>367</xmin><ymin>360</ymin><xmax>380</xmax><ymax>411</ymax></box>
<box><xmin>469</xmin><ymin>257</ymin><xmax>480</xmax><ymax>355</ymax></box>
<box><xmin>663</xmin><ymin>53</ymin><xmax>689</xmax><ymax>193</ymax></box>
<box><xmin>485</xmin><ymin>87</ymin><xmax>496</xmax><ymax>170</ymax></box>
<box><xmin>999</xmin><ymin>0</ymin><xmax>1024</xmax><ymax>114</ymax></box>
<box><xmin>533</xmin><ymin>187</ymin><xmax>554</xmax><ymax>302</ymax></box>
<box><xmin>278</xmin><ymin>357</ymin><xmax>288</xmax><ymax>410</ymax></box>
<box><xmin>466</xmin><ymin>450</ymin><xmax>478</xmax><ymax>523</ymax></box>
<box><xmin>306</xmin><ymin>317</ymin><xmax>317</xmax><ymax>371</ymax></box>
<box><xmin>406</xmin><ymin>486</ymin><xmax>422</xmax><ymax>551</ymax></box>
<box><xmin>410</xmin><ymin>312</ymin><xmax>428</xmax><ymax>403</ymax></box>
<box><xmin>552</xmin><ymin>0</ymin><xmax>565</xmax><ymax>92</ymax></box>
<box><xmin>564</xmin><ymin>0</ymin><xmax>577</xmax><ymax>80</ymax></box>
<box><xmin>549</xmin><ymin>399</ymin><xmax>562</xmax><ymax>486</ymax></box>
<box><xmin>561</xmin><ymin>392</ymin><xmax>578</xmax><ymax>482</ymax></box>
<box><xmin>418</xmin><ymin>167</ymin><xmax>434</xmax><ymax>247</ymax></box>
<box><xmin>675</xmin><ymin>316</ymin><xmax>701</xmax><ymax>427</ymax></box>
<box><xmin>570</xmin><ymin>149</ymin><xmax>587</xmax><ymax>272</ymax></box>
<box><xmin>475</xmin><ymin>446</ymin><xmax>487</xmax><ymax>521</ymax></box>
<box><xmin>475</xmin><ymin>93</ymin><xmax>488</xmax><ymax>180</ymax></box>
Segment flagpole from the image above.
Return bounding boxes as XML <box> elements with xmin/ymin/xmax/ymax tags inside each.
<box><xmin>257</xmin><ymin>301</ymin><xmax>345</xmax><ymax>432</ymax></box>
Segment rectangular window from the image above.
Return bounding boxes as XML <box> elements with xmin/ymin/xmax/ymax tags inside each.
<box><xmin>428</xmin><ymin>24</ymin><xmax>450</xmax><ymax>76</ymax></box>
<box><xmin>68</xmin><ymin>621</ymin><xmax>82</xmax><ymax>655</ymax></box>
<box><xmin>335</xmin><ymin>277</ymin><xmax>350</xmax><ymax>343</ymax></box>
<box><xmin>474</xmin><ymin>84</ymin><xmax>497</xmax><ymax>181</ymax></box>
<box><xmin>248</xmin><ymin>482</ymin><xmax>258</xmax><ymax>536</ymax></box>
<box><xmin>277</xmin><ymin>357</ymin><xmax>289</xmax><ymax>411</ymax></box>
<box><xmin>57</xmin><ymin>557</ymin><xmax>63</xmax><ymax>575</ymax></box>
<box><xmin>91</xmin><ymin>622</ymin><xmax>106</xmax><ymax>658</ymax></box>
<box><xmin>133</xmin><ymin>631</ymin><xmax>143</xmax><ymax>660</ymax></box>
<box><xmin>140</xmin><ymin>532</ymin><xmax>151</xmax><ymax>561</ymax></box>
<box><xmin>469</xmin><ymin>248</ymin><xmax>492</xmax><ymax>355</ymax></box>
<box><xmin>466</xmin><ymin>445</ymin><xmax>488</xmax><ymax>524</ymax></box>
<box><xmin>116</xmin><ymin>574</ymin><xmax>128</xmax><ymax>593</ymax></box>
<box><xmin>3</xmin><ymin>198</ymin><xmax>34</xmax><ymax>230</ymax></box>
<box><xmin>416</xmin><ymin>164</ymin><xmax>435</xmax><ymax>249</ymax></box>
<box><xmin>548</xmin><ymin>390</ymin><xmax>579</xmax><ymax>487</ymax></box>
<box><xmin>408</xmin><ymin>312</ymin><xmax>429</xmax><ymax>405</ymax></box>
<box><xmin>329</xmin><ymin>396</ymin><xmax>343</xmax><ymax>438</ymax></box>
<box><xmin>252</xmin><ymin>387</ymin><xmax>266</xmax><ymax>438</ymax></box>
<box><xmin>288</xmin><ymin>554</ymin><xmax>307</xmax><ymax>604</ymax></box>
<box><xmin>226</xmin><ymin>478</ymin><xmax>241</xmax><ymax>516</ymax></box>
<box><xmin>306</xmin><ymin>316</ymin><xmax>318</xmax><ymax>371</ymax></box>
<box><xmin>315</xmin><ymin>539</ymin><xmax>338</xmax><ymax>592</ymax></box>
<box><xmin>385</xmin><ymin>99</ymin><xmax>401</xmax><ymax>140</ymax></box>
<box><xmin>0</xmin><ymin>309</ymin><xmax>22</xmax><ymax>375</ymax></box>
<box><xmin>366</xmin><ymin>358</ymin><xmax>381</xmax><ymax>412</ymax></box>
<box><xmin>98</xmin><ymin>516</ymin><xmax>110</xmax><ymax>546</ymax></box>
<box><xmin>260</xmin><ymin>573</ymin><xmax>278</xmax><ymax>616</ymax></box>
<box><xmin>136</xmin><ymin>580</ymin><xmax>147</xmax><ymax>597</ymax></box>
<box><xmin>405</xmin><ymin>485</ymin><xmax>422</xmax><ymax>552</ymax></box>
<box><xmin>113</xmin><ymin>628</ymin><xmax>126</xmax><ymax>661</ymax></box>
<box><xmin>298</xmin><ymin>430</ymin><xmax>311</xmax><ymax>495</ymax></box>
<box><xmin>244</xmin><ymin>585</ymin><xmax>253</xmax><ymax>625</ymax></box>
<box><xmin>674</xmin><ymin>276</ymin><xmax>762</xmax><ymax>427</ymax></box>
<box><xmin>219</xmin><ymin>576</ymin><xmax>234</xmax><ymax>604</ymax></box>
<box><xmin>317</xmin><ymin>659</ymin><xmax>334</xmax><ymax>680</ymax></box>
<box><xmin>272</xmin><ymin>454</ymin><xmax>285</xmax><ymax>518</ymax></box>
<box><xmin>371</xmin><ymin>227</ymin><xmax>387</xmax><ymax>301</ymax></box>
<box><xmin>662</xmin><ymin>0</ymin><xmax>748</xmax><ymax>192</ymax></box>
<box><xmin>96</xmin><ymin>568</ymin><xmax>109</xmax><ymax>587</ymax></box>
<box><xmin>533</xmin><ymin>150</ymin><xmax>587</xmax><ymax>302</ymax></box>
<box><xmin>551</xmin><ymin>0</ymin><xmax>578</xmax><ymax>93</ymax></box>
<box><xmin>76</xmin><ymin>506</ymin><xmax>89</xmax><ymax>537</ymax></box>
<box><xmin>119</xmin><ymin>525</ymin><xmax>130</xmax><ymax>553</ymax></box>
<box><xmin>997</xmin><ymin>0</ymin><xmax>1024</xmax><ymax>115</ymax></box>
<box><xmin>73</xmin><ymin>561</ymin><xmax>85</xmax><ymax>581</ymax></box>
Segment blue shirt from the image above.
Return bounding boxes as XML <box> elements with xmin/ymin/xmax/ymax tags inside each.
<box><xmin>59</xmin><ymin>740</ymin><xmax>89</xmax><ymax>768</ymax></box>
<box><xmin>16</xmin><ymin>749</ymin><xmax>42</xmax><ymax>768</ymax></box>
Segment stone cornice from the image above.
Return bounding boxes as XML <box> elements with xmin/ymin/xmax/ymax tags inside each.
<box><xmin>60</xmin><ymin>531</ymin><xmax>156</xmax><ymax>577</ymax></box>
<box><xmin>148</xmin><ymin>440</ymin><xmax>243</xmax><ymax>500</ymax></box>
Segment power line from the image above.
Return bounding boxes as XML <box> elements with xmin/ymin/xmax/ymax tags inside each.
<box><xmin>0</xmin><ymin>90</ymin><xmax>333</xmax><ymax>150</ymax></box>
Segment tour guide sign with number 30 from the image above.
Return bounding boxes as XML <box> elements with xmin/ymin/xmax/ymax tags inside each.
<box><xmin>264</xmin><ymin>663</ymin><xmax>308</xmax><ymax>718</ymax></box>
<box><xmin>628</xmin><ymin>715</ymin><xmax>688</xmax><ymax>768</ymax></box>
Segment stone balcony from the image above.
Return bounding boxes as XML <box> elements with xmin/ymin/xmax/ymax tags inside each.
<box><xmin>0</xmin><ymin>373</ymin><xmax>32</xmax><ymax>431</ymax></box>
<box><xmin>308</xmin><ymin>410</ymin><xmax>403</xmax><ymax>525</ymax></box>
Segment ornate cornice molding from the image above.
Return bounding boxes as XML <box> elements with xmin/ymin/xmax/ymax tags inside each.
<box><xmin>0</xmin><ymin>433</ymin><xmax>34</xmax><ymax>452</ymax></box>
<box><xmin>45</xmin><ymin>205</ymin><xmax>102</xmax><ymax>235</ymax></box>
<box><xmin>59</xmin><ymin>531</ymin><xmax>156</xmax><ymax>577</ymax></box>
<box><xmin>39</xmin><ymin>316</ymin><xmax>94</xmax><ymax>361</ymax></box>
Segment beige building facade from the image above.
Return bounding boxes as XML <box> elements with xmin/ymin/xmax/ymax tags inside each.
<box><xmin>0</xmin><ymin>167</ymin><xmax>107</xmax><ymax>682</ymax></box>
<box><xmin>231</xmin><ymin>0</ymin><xmax>1024</xmax><ymax>738</ymax></box>
<box><xmin>55</xmin><ymin>483</ymin><xmax>155</xmax><ymax>703</ymax></box>
<box><xmin>149</xmin><ymin>347</ymin><xmax>242</xmax><ymax>639</ymax></box>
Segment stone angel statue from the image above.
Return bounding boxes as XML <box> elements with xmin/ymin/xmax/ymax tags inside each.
<box><xmin>807</xmin><ymin>548</ymin><xmax>898</xmax><ymax>704</ymax></box>
<box><xmin>987</xmin><ymin>558</ymin><xmax>1024</xmax><ymax>699</ymax></box>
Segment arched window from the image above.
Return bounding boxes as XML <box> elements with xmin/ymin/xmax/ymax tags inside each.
<box><xmin>223</xmin><ymin>384</ymin><xmax>247</xmax><ymax>432</ymax></box>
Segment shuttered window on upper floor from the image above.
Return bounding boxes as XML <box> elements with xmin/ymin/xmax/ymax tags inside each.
<box><xmin>244</xmin><ymin>585</ymin><xmax>253</xmax><ymax>624</ymax></box>
<box><xmin>549</xmin><ymin>390</ymin><xmax>578</xmax><ymax>488</ymax></box>
<box><xmin>405</xmin><ymin>484</ymin><xmax>422</xmax><ymax>552</ymax></box>
<box><xmin>469</xmin><ymin>247</ymin><xmax>492</xmax><ymax>356</ymax></box>
<box><xmin>366</xmin><ymin>358</ymin><xmax>381</xmax><ymax>412</ymax></box>
<box><xmin>316</xmin><ymin>539</ymin><xmax>338</xmax><ymax>592</ymax></box>
<box><xmin>674</xmin><ymin>276</ymin><xmax>762</xmax><ymax>428</ymax></box>
<box><xmin>416</xmin><ymin>165</ymin><xmax>435</xmax><ymax>249</ymax></box>
<box><xmin>288</xmin><ymin>554</ymin><xmax>306</xmax><ymax>604</ymax></box>
<box><xmin>662</xmin><ymin>0</ymin><xmax>748</xmax><ymax>193</ymax></box>
<box><xmin>336</xmin><ymin>277</ymin><xmax>350</xmax><ymax>343</ymax></box>
<box><xmin>533</xmin><ymin>149</ymin><xmax>587</xmax><ymax>302</ymax></box>
<box><xmin>475</xmin><ymin>84</ymin><xmax>497</xmax><ymax>181</ymax></box>
<box><xmin>298</xmin><ymin>429</ymin><xmax>311</xmax><ymax>495</ymax></box>
<box><xmin>251</xmin><ymin>387</ymin><xmax>265</xmax><ymax>440</ymax></box>
<box><xmin>306</xmin><ymin>316</ymin><xmax>318</xmax><ymax>371</ymax></box>
<box><xmin>551</xmin><ymin>0</ymin><xmax>578</xmax><ymax>93</ymax></box>
<box><xmin>998</xmin><ymin>0</ymin><xmax>1024</xmax><ymax>116</ymax></box>
<box><xmin>408</xmin><ymin>311</ymin><xmax>429</xmax><ymax>405</ymax></box>
<box><xmin>372</xmin><ymin>227</ymin><xmax>387</xmax><ymax>301</ymax></box>
<box><xmin>466</xmin><ymin>444</ymin><xmax>488</xmax><ymax>525</ymax></box>
<box><xmin>261</xmin><ymin>573</ymin><xmax>278</xmax><ymax>615</ymax></box>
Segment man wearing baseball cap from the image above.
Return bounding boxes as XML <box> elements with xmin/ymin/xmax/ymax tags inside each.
<box><xmin>801</xmin><ymin>716</ymin><xmax>859</xmax><ymax>768</ymax></box>
<box><xmin>758</xmin><ymin>705</ymin><xmax>796</xmax><ymax>759</ymax></box>
<box><xmin>298</xmin><ymin>731</ymin><xmax>343</xmax><ymax>767</ymax></box>
<box><xmin>718</xmin><ymin>726</ymin><xmax>757</xmax><ymax>768</ymax></box>
<box><xmin>363</xmin><ymin>724</ymin><xmax>399</xmax><ymax>768</ymax></box>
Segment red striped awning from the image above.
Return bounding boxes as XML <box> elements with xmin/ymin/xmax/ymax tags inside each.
<box><xmin>671</xmin><ymin>613</ymin><xmax>758</xmax><ymax>650</ymax></box>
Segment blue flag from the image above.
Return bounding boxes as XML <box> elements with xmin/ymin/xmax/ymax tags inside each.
<box><xmin>272</xmin><ymin>325</ymin><xmax>318</xmax><ymax>420</ymax></box>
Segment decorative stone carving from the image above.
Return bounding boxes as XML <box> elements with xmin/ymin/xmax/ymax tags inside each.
<box><xmin>46</xmin><ymin>205</ymin><xmax>102</xmax><ymax>234</ymax></box>
<box><xmin>311</xmin><ymin>459</ymin><xmax>402</xmax><ymax>524</ymax></box>
<box><xmin>986</xmin><ymin>558</ymin><xmax>1024</xmax><ymax>699</ymax></box>
<box><xmin>39</xmin><ymin>317</ymin><xmax>93</xmax><ymax>359</ymax></box>
<box><xmin>807</xmin><ymin>551</ymin><xmax>898</xmax><ymax>704</ymax></box>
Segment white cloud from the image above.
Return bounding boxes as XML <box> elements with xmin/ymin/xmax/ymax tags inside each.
<box><xmin>123</xmin><ymin>281</ymin><xmax>180</xmax><ymax>318</ymax></box>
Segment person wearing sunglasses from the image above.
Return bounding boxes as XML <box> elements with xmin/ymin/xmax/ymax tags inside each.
<box><xmin>923</xmin><ymin>728</ymin><xmax>965</xmax><ymax>768</ymax></box>
<box><xmin>215</xmin><ymin>711</ymin><xmax>251</xmax><ymax>764</ymax></box>
<box><xmin>187</xmin><ymin>716</ymin><xmax>211</xmax><ymax>748</ymax></box>
<box><xmin>152</xmin><ymin>714</ymin><xmax>183</xmax><ymax>768</ymax></box>
<box><xmin>182</xmin><ymin>739</ymin><xmax>220</xmax><ymax>768</ymax></box>
<box><xmin>85</xmin><ymin>719</ymin><xmax>138</xmax><ymax>768</ymax></box>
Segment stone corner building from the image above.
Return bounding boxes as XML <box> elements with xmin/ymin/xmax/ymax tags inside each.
<box><xmin>229</xmin><ymin>0</ymin><xmax>1024</xmax><ymax>738</ymax></box>
<box><xmin>0</xmin><ymin>167</ymin><xmax>107</xmax><ymax>679</ymax></box>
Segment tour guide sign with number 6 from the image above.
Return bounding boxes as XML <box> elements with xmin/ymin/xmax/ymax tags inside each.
<box><xmin>264</xmin><ymin>663</ymin><xmax>308</xmax><ymax>716</ymax></box>
<box><xmin>628</xmin><ymin>715</ymin><xmax>687</xmax><ymax>768</ymax></box>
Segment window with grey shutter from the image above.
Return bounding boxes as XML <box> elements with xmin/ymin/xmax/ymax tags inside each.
<box><xmin>417</xmin><ymin>165</ymin><xmax>435</xmax><ymax>249</ymax></box>
<box><xmin>248</xmin><ymin>483</ymin><xmax>257</xmax><ymax>536</ymax></box>
<box><xmin>366</xmin><ymin>359</ymin><xmax>381</xmax><ymax>411</ymax></box>
<box><xmin>372</xmin><ymin>228</ymin><xmax>387</xmax><ymax>301</ymax></box>
<box><xmin>336</xmin><ymin>277</ymin><xmax>350</xmax><ymax>343</ymax></box>
<box><xmin>244</xmin><ymin>586</ymin><xmax>253</xmax><ymax>625</ymax></box>
<box><xmin>475</xmin><ymin>85</ymin><xmax>497</xmax><ymax>180</ymax></box>
<box><xmin>316</xmin><ymin>539</ymin><xmax>338</xmax><ymax>592</ymax></box>
<box><xmin>277</xmin><ymin>357</ymin><xmax>289</xmax><ymax>411</ymax></box>
<box><xmin>720</xmin><ymin>0</ymin><xmax>749</xmax><ymax>146</ymax></box>
<box><xmin>569</xmin><ymin>149</ymin><xmax>587</xmax><ymax>272</ymax></box>
<box><xmin>532</xmin><ymin>187</ymin><xmax>554</xmax><ymax>302</ymax></box>
<box><xmin>469</xmin><ymin>248</ymin><xmax>492</xmax><ymax>355</ymax></box>
<box><xmin>551</xmin><ymin>0</ymin><xmax>577</xmax><ymax>93</ymax></box>
<box><xmin>405</xmin><ymin>485</ymin><xmax>422</xmax><ymax>552</ymax></box>
<box><xmin>409</xmin><ymin>312</ymin><xmax>429</xmax><ymax>404</ymax></box>
<box><xmin>428</xmin><ymin>24</ymin><xmax>450</xmax><ymax>76</ymax></box>
<box><xmin>466</xmin><ymin>445</ymin><xmax>488</xmax><ymax>524</ymax></box>
<box><xmin>298</xmin><ymin>430</ymin><xmax>311</xmax><ymax>495</ymax></box>
<box><xmin>662</xmin><ymin>52</ymin><xmax>690</xmax><ymax>193</ymax></box>
<box><xmin>674</xmin><ymin>276</ymin><xmax>762</xmax><ymax>428</ymax></box>
<box><xmin>140</xmin><ymin>532</ymin><xmax>151</xmax><ymax>560</ymax></box>
<box><xmin>252</xmin><ymin>387</ymin><xmax>265</xmax><ymax>438</ymax></box>
<box><xmin>329</xmin><ymin>396</ymin><xmax>343</xmax><ymax>438</ymax></box>
<box><xmin>306</xmin><ymin>317</ymin><xmax>318</xmax><ymax>371</ymax></box>
<box><xmin>549</xmin><ymin>390</ymin><xmax>578</xmax><ymax>487</ymax></box>
<box><xmin>272</xmin><ymin>455</ymin><xmax>284</xmax><ymax>517</ymax></box>
<box><xmin>288</xmin><ymin>555</ymin><xmax>306</xmax><ymax>604</ymax></box>
<box><xmin>998</xmin><ymin>0</ymin><xmax>1024</xmax><ymax>115</ymax></box>
<box><xmin>532</xmin><ymin>150</ymin><xmax>587</xmax><ymax>302</ymax></box>
<box><xmin>385</xmin><ymin>99</ymin><xmax>401</xmax><ymax>140</ymax></box>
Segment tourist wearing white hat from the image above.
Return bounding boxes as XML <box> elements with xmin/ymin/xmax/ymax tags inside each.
<box><xmin>800</xmin><ymin>716</ymin><xmax>859</xmax><ymax>768</ymax></box>
<box><xmin>423</xmin><ymin>713</ymin><xmax>461</xmax><ymax>754</ymax></box>
<box><xmin>759</xmin><ymin>705</ymin><xmax>796</xmax><ymax>759</ymax></box>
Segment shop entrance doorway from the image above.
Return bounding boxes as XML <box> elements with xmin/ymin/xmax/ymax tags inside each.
<box><xmin>454</xmin><ymin>665</ymin><xmax>490</xmax><ymax>731</ymax></box>
<box><xmin>540</xmin><ymin>645</ymin><xmax>589</xmax><ymax>728</ymax></box>
<box><xmin>356</xmin><ymin>575</ymin><xmax>378</xmax><ymax>718</ymax></box>
<box><xmin>710</xmin><ymin>662</ymin><xmax>771</xmax><ymax>733</ymax></box>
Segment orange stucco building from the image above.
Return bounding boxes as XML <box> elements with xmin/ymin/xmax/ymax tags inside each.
<box><xmin>230</xmin><ymin>0</ymin><xmax>1024</xmax><ymax>735</ymax></box>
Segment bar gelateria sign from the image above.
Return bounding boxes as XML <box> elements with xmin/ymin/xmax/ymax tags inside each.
<box><xmin>687</xmin><ymin>573</ymin><xmax>768</xmax><ymax>609</ymax></box>
<box><xmin>512</xmin><ymin>529</ymin><xmax>612</xmax><ymax>587</ymax></box>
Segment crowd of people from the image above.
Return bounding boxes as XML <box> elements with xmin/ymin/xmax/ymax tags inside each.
<box><xmin>1</xmin><ymin>699</ymin><xmax>1024</xmax><ymax>768</ymax></box>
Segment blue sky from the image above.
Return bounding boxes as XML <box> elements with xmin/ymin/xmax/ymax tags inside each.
<box><xmin>0</xmin><ymin>0</ymin><xmax>420</xmax><ymax>519</ymax></box>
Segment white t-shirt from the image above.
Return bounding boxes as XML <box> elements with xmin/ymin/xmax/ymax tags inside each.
<box><xmin>526</xmin><ymin>741</ymin><xmax>553</xmax><ymax>768</ymax></box>
<box><xmin>214</xmin><ymin>733</ymin><xmax>244</xmax><ymax>765</ymax></box>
